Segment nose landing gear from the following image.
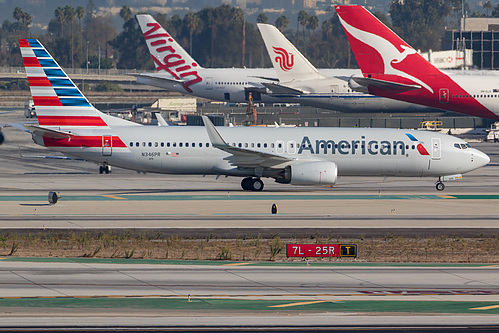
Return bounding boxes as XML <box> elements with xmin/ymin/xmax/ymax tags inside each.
<box><xmin>435</xmin><ymin>181</ymin><xmax>445</xmax><ymax>191</ymax></box>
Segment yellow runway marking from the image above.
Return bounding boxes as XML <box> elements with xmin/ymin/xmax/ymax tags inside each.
<box><xmin>102</xmin><ymin>195</ymin><xmax>127</xmax><ymax>200</ymax></box>
<box><xmin>268</xmin><ymin>300</ymin><xmax>336</xmax><ymax>308</ymax></box>
<box><xmin>482</xmin><ymin>265</ymin><xmax>499</xmax><ymax>267</ymax></box>
<box><xmin>222</xmin><ymin>263</ymin><xmax>253</xmax><ymax>266</ymax></box>
<box><xmin>438</xmin><ymin>195</ymin><xmax>456</xmax><ymax>199</ymax></box>
<box><xmin>470</xmin><ymin>305</ymin><xmax>499</xmax><ymax>310</ymax></box>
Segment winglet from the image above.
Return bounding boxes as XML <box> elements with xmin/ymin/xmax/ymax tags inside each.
<box><xmin>155</xmin><ymin>112</ymin><xmax>169</xmax><ymax>126</ymax></box>
<box><xmin>202</xmin><ymin>116</ymin><xmax>229</xmax><ymax>148</ymax></box>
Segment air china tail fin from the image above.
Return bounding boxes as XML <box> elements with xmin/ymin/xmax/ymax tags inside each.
<box><xmin>137</xmin><ymin>14</ymin><xmax>203</xmax><ymax>93</ymax></box>
<box><xmin>257</xmin><ymin>23</ymin><xmax>324</xmax><ymax>82</ymax></box>
<box><xmin>335</xmin><ymin>5</ymin><xmax>499</xmax><ymax>119</ymax></box>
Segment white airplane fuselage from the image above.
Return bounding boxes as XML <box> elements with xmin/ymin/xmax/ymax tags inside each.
<box><xmin>138</xmin><ymin>68</ymin><xmax>430</xmax><ymax>113</ymax></box>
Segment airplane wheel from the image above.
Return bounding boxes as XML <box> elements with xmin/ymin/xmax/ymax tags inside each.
<box><xmin>436</xmin><ymin>182</ymin><xmax>445</xmax><ymax>191</ymax></box>
<box><xmin>241</xmin><ymin>177</ymin><xmax>252</xmax><ymax>191</ymax></box>
<box><xmin>104</xmin><ymin>166</ymin><xmax>109</xmax><ymax>174</ymax></box>
<box><xmin>99</xmin><ymin>166</ymin><xmax>104</xmax><ymax>174</ymax></box>
<box><xmin>250</xmin><ymin>178</ymin><xmax>264</xmax><ymax>192</ymax></box>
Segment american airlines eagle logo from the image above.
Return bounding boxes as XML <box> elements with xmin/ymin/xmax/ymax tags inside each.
<box><xmin>143</xmin><ymin>22</ymin><xmax>202</xmax><ymax>93</ymax></box>
<box><xmin>337</xmin><ymin>14</ymin><xmax>434</xmax><ymax>94</ymax></box>
<box><xmin>272</xmin><ymin>46</ymin><xmax>294</xmax><ymax>71</ymax></box>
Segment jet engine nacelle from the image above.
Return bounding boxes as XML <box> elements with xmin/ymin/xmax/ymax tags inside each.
<box><xmin>286</xmin><ymin>161</ymin><xmax>338</xmax><ymax>186</ymax></box>
<box><xmin>348</xmin><ymin>75</ymin><xmax>369</xmax><ymax>94</ymax></box>
<box><xmin>0</xmin><ymin>129</ymin><xmax>4</xmax><ymax>145</ymax></box>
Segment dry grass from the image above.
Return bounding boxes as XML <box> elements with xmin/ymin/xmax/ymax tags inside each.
<box><xmin>0</xmin><ymin>231</ymin><xmax>498</xmax><ymax>263</ymax></box>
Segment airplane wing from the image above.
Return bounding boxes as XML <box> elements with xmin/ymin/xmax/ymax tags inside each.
<box><xmin>134</xmin><ymin>73</ymin><xmax>185</xmax><ymax>86</ymax></box>
<box><xmin>202</xmin><ymin>116</ymin><xmax>293</xmax><ymax>168</ymax></box>
<box><xmin>350</xmin><ymin>75</ymin><xmax>422</xmax><ymax>92</ymax></box>
<box><xmin>261</xmin><ymin>82</ymin><xmax>305</xmax><ymax>95</ymax></box>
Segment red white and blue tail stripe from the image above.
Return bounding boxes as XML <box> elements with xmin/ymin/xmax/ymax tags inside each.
<box><xmin>20</xmin><ymin>39</ymin><xmax>134</xmax><ymax>149</ymax></box>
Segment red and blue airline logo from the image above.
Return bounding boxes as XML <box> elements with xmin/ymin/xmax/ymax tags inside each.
<box><xmin>405</xmin><ymin>133</ymin><xmax>430</xmax><ymax>155</ymax></box>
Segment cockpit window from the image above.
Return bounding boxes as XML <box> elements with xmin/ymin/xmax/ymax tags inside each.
<box><xmin>460</xmin><ymin>143</ymin><xmax>468</xmax><ymax>149</ymax></box>
<box><xmin>466</xmin><ymin>143</ymin><xmax>471</xmax><ymax>148</ymax></box>
<box><xmin>454</xmin><ymin>143</ymin><xmax>461</xmax><ymax>149</ymax></box>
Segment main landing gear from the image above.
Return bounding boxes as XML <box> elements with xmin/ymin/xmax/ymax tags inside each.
<box><xmin>241</xmin><ymin>177</ymin><xmax>264</xmax><ymax>191</ymax></box>
<box><xmin>99</xmin><ymin>162</ymin><xmax>111</xmax><ymax>174</ymax></box>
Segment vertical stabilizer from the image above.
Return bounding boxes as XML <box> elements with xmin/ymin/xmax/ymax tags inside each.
<box><xmin>20</xmin><ymin>38</ymin><xmax>135</xmax><ymax>150</ymax></box>
<box><xmin>257</xmin><ymin>23</ymin><xmax>323</xmax><ymax>82</ymax></box>
<box><xmin>137</xmin><ymin>14</ymin><xmax>203</xmax><ymax>93</ymax></box>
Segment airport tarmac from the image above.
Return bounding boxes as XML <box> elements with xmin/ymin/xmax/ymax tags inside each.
<box><xmin>0</xmin><ymin>259</ymin><xmax>498</xmax><ymax>329</ymax></box>
<box><xmin>1</xmin><ymin>110</ymin><xmax>499</xmax><ymax>235</ymax></box>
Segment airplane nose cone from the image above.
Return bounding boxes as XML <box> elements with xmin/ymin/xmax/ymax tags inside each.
<box><xmin>475</xmin><ymin>150</ymin><xmax>490</xmax><ymax>167</ymax></box>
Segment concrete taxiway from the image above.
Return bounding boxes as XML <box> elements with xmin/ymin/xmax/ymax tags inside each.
<box><xmin>0</xmin><ymin>259</ymin><xmax>498</xmax><ymax>328</ymax></box>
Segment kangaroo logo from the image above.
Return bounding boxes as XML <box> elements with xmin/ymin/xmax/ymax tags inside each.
<box><xmin>338</xmin><ymin>15</ymin><xmax>433</xmax><ymax>94</ymax></box>
<box><xmin>143</xmin><ymin>23</ymin><xmax>202</xmax><ymax>93</ymax></box>
<box><xmin>272</xmin><ymin>47</ymin><xmax>294</xmax><ymax>72</ymax></box>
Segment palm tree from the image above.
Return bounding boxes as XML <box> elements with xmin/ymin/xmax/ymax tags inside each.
<box><xmin>55</xmin><ymin>7</ymin><xmax>65</xmax><ymax>36</ymax></box>
<box><xmin>120</xmin><ymin>5</ymin><xmax>132</xmax><ymax>23</ymax></box>
<box><xmin>13</xmin><ymin>7</ymin><xmax>23</xmax><ymax>24</ymax></box>
<box><xmin>275</xmin><ymin>15</ymin><xmax>289</xmax><ymax>32</ymax></box>
<box><xmin>297</xmin><ymin>10</ymin><xmax>309</xmax><ymax>35</ymax></box>
<box><xmin>184</xmin><ymin>12</ymin><xmax>200</xmax><ymax>56</ymax></box>
<box><xmin>307</xmin><ymin>15</ymin><xmax>319</xmax><ymax>35</ymax></box>
<box><xmin>257</xmin><ymin>13</ymin><xmax>268</xmax><ymax>24</ymax></box>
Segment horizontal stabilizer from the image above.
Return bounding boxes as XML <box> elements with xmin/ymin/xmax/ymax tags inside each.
<box><xmin>261</xmin><ymin>82</ymin><xmax>305</xmax><ymax>95</ymax></box>
<box><xmin>351</xmin><ymin>76</ymin><xmax>421</xmax><ymax>92</ymax></box>
<box><xmin>26</xmin><ymin>125</ymin><xmax>73</xmax><ymax>139</ymax></box>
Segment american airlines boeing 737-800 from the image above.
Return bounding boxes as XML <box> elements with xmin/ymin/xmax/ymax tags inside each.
<box><xmin>17</xmin><ymin>38</ymin><xmax>489</xmax><ymax>191</ymax></box>
<box><xmin>135</xmin><ymin>14</ymin><xmax>433</xmax><ymax>113</ymax></box>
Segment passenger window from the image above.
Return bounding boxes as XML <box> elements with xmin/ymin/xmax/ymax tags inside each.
<box><xmin>271</xmin><ymin>143</ymin><xmax>275</xmax><ymax>148</ymax></box>
<box><xmin>179</xmin><ymin>142</ymin><xmax>183</xmax><ymax>147</ymax></box>
<box><xmin>167</xmin><ymin>142</ymin><xmax>170</xmax><ymax>147</ymax></box>
<box><xmin>199</xmin><ymin>143</ymin><xmax>202</xmax><ymax>147</ymax></box>
<box><xmin>129</xmin><ymin>142</ymin><xmax>133</xmax><ymax>147</ymax></box>
<box><xmin>257</xmin><ymin>143</ymin><xmax>261</xmax><ymax>148</ymax></box>
<box><xmin>161</xmin><ymin>142</ymin><xmax>164</xmax><ymax>147</ymax></box>
<box><xmin>142</xmin><ymin>142</ymin><xmax>146</xmax><ymax>147</ymax></box>
<box><xmin>251</xmin><ymin>143</ymin><xmax>254</xmax><ymax>148</ymax></box>
<box><xmin>264</xmin><ymin>143</ymin><xmax>267</xmax><ymax>148</ymax></box>
<box><xmin>155</xmin><ymin>142</ymin><xmax>158</xmax><ymax>147</ymax></box>
<box><xmin>206</xmin><ymin>143</ymin><xmax>210</xmax><ymax>147</ymax></box>
<box><xmin>186</xmin><ymin>142</ymin><xmax>189</xmax><ymax>147</ymax></box>
<box><xmin>173</xmin><ymin>142</ymin><xmax>176</xmax><ymax>147</ymax></box>
<box><xmin>192</xmin><ymin>143</ymin><xmax>195</xmax><ymax>147</ymax></box>
<box><xmin>238</xmin><ymin>143</ymin><xmax>242</xmax><ymax>148</ymax></box>
<box><xmin>148</xmin><ymin>142</ymin><xmax>152</xmax><ymax>147</ymax></box>
<box><xmin>135</xmin><ymin>142</ymin><xmax>139</xmax><ymax>147</ymax></box>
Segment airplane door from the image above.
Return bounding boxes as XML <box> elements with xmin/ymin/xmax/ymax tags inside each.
<box><xmin>431</xmin><ymin>138</ymin><xmax>441</xmax><ymax>160</ymax></box>
<box><xmin>205</xmin><ymin>77</ymin><xmax>213</xmax><ymax>90</ymax></box>
<box><xmin>102</xmin><ymin>136</ymin><xmax>112</xmax><ymax>156</ymax></box>
<box><xmin>439</xmin><ymin>88</ymin><xmax>449</xmax><ymax>104</ymax></box>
